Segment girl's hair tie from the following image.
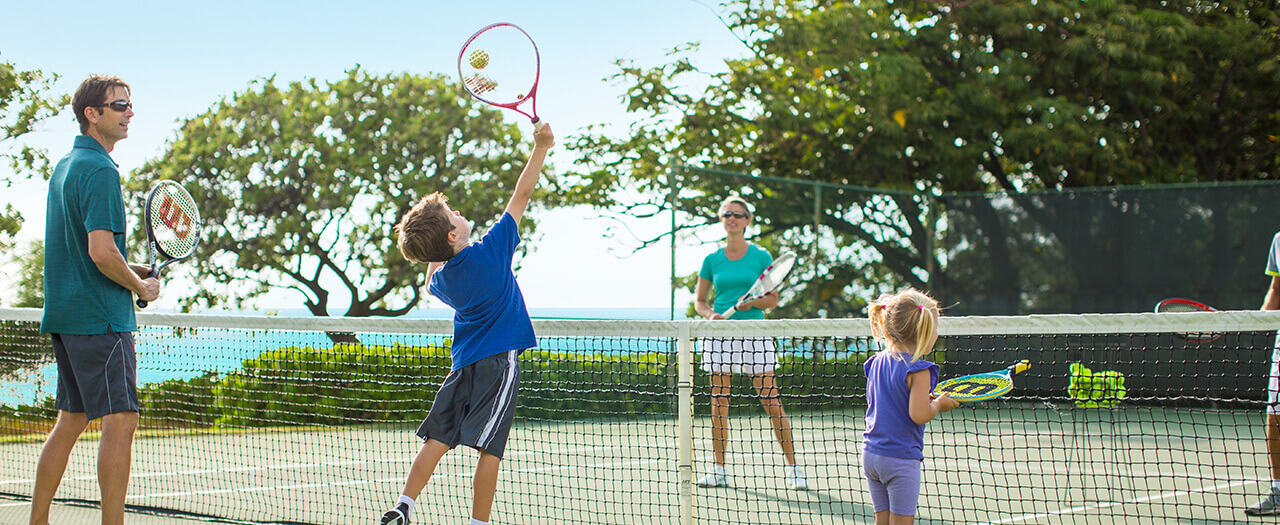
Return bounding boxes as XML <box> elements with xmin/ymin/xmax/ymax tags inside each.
<box><xmin>917</xmin><ymin>304</ymin><xmax>925</xmax><ymax>310</ymax></box>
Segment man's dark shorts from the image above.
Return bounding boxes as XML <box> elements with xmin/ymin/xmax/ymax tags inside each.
<box><xmin>52</xmin><ymin>332</ymin><xmax>139</xmax><ymax>420</ymax></box>
<box><xmin>417</xmin><ymin>350</ymin><xmax>520</xmax><ymax>458</ymax></box>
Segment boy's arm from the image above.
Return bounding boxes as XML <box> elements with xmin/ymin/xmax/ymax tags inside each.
<box><xmin>425</xmin><ymin>262</ymin><xmax>444</xmax><ymax>296</ymax></box>
<box><xmin>504</xmin><ymin>125</ymin><xmax>555</xmax><ymax>224</ymax></box>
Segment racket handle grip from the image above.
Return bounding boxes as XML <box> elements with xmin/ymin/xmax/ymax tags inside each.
<box><xmin>719</xmin><ymin>306</ymin><xmax>738</xmax><ymax>320</ymax></box>
<box><xmin>136</xmin><ymin>266</ymin><xmax>158</xmax><ymax>309</ymax></box>
<box><xmin>533</xmin><ymin>119</ymin><xmax>545</xmax><ymax>131</ymax></box>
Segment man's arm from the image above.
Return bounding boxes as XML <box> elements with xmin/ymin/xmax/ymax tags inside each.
<box><xmin>1265</xmin><ymin>275</ymin><xmax>1280</xmax><ymax>311</ymax></box>
<box><xmin>88</xmin><ymin>229</ymin><xmax>159</xmax><ymax>303</ymax></box>
<box><xmin>504</xmin><ymin>125</ymin><xmax>555</xmax><ymax>225</ymax></box>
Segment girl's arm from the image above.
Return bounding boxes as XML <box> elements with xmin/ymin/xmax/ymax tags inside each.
<box><xmin>907</xmin><ymin>369</ymin><xmax>958</xmax><ymax>425</ymax></box>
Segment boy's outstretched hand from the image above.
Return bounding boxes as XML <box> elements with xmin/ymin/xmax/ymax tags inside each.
<box><xmin>506</xmin><ymin>123</ymin><xmax>555</xmax><ymax>224</ymax></box>
<box><xmin>534</xmin><ymin>123</ymin><xmax>554</xmax><ymax>149</ymax></box>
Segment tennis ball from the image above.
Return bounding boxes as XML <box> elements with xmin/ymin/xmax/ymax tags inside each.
<box><xmin>469</xmin><ymin>50</ymin><xmax>490</xmax><ymax>69</ymax></box>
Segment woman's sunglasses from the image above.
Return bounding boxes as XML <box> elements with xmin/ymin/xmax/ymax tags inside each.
<box><xmin>721</xmin><ymin>212</ymin><xmax>749</xmax><ymax>219</ymax></box>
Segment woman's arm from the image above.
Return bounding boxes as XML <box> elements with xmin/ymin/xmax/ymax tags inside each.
<box><xmin>694</xmin><ymin>277</ymin><xmax>724</xmax><ymax>320</ymax></box>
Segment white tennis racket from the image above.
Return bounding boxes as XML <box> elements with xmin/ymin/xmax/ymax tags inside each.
<box><xmin>137</xmin><ymin>181</ymin><xmax>201</xmax><ymax>308</ymax></box>
<box><xmin>720</xmin><ymin>252</ymin><xmax>797</xmax><ymax>319</ymax></box>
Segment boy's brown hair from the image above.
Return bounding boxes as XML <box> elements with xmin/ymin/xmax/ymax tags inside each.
<box><xmin>395</xmin><ymin>193</ymin><xmax>457</xmax><ymax>263</ymax></box>
<box><xmin>72</xmin><ymin>74</ymin><xmax>130</xmax><ymax>135</ymax></box>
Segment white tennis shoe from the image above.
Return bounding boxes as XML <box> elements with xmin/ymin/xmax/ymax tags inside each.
<box><xmin>696</xmin><ymin>464</ymin><xmax>729</xmax><ymax>487</ymax></box>
<box><xmin>786</xmin><ymin>464</ymin><xmax>809</xmax><ymax>490</ymax></box>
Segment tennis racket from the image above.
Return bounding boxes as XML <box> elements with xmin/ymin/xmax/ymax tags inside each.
<box><xmin>934</xmin><ymin>360</ymin><xmax>1031</xmax><ymax>402</ymax></box>
<box><xmin>720</xmin><ymin>252</ymin><xmax>797</xmax><ymax>319</ymax></box>
<box><xmin>137</xmin><ymin>181</ymin><xmax>201</xmax><ymax>308</ymax></box>
<box><xmin>1154</xmin><ymin>297</ymin><xmax>1220</xmax><ymax>343</ymax></box>
<box><xmin>458</xmin><ymin>23</ymin><xmax>543</xmax><ymax>128</ymax></box>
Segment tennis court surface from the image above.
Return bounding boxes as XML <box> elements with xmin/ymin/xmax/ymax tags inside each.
<box><xmin>1</xmin><ymin>308</ymin><xmax>1277</xmax><ymax>524</ymax></box>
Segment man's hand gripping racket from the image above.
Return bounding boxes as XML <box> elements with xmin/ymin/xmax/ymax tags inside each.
<box><xmin>934</xmin><ymin>360</ymin><xmax>1032</xmax><ymax>403</ymax></box>
<box><xmin>137</xmin><ymin>181</ymin><xmax>201</xmax><ymax>308</ymax></box>
<box><xmin>719</xmin><ymin>252</ymin><xmax>797</xmax><ymax>319</ymax></box>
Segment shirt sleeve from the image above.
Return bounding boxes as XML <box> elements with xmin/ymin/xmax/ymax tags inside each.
<box><xmin>1268</xmin><ymin>232</ymin><xmax>1280</xmax><ymax>276</ymax></box>
<box><xmin>907</xmin><ymin>359</ymin><xmax>941</xmax><ymax>390</ymax></box>
<box><xmin>484</xmin><ymin>212</ymin><xmax>521</xmax><ymax>261</ymax></box>
<box><xmin>82</xmin><ymin>167</ymin><xmax>125</xmax><ymax>234</ymax></box>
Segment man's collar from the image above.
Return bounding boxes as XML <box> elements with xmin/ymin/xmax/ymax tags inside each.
<box><xmin>72</xmin><ymin>135</ymin><xmax>118</xmax><ymax>167</ymax></box>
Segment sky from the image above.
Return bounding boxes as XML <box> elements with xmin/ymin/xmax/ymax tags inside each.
<box><xmin>0</xmin><ymin>0</ymin><xmax>751</xmax><ymax>315</ymax></box>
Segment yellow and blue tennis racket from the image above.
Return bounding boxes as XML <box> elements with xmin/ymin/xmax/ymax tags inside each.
<box><xmin>934</xmin><ymin>360</ymin><xmax>1031</xmax><ymax>402</ymax></box>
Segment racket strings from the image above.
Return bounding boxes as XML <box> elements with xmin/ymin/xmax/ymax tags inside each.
<box><xmin>458</xmin><ymin>24</ymin><xmax>538</xmax><ymax>107</ymax></box>
<box><xmin>149</xmin><ymin>187</ymin><xmax>201</xmax><ymax>257</ymax></box>
<box><xmin>937</xmin><ymin>376</ymin><xmax>1013</xmax><ymax>399</ymax></box>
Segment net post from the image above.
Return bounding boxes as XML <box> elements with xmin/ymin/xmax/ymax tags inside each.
<box><xmin>677</xmin><ymin>322</ymin><xmax>694</xmax><ymax>525</ymax></box>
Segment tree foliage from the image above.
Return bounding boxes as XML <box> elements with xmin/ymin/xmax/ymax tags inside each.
<box><xmin>131</xmin><ymin>68</ymin><xmax>553</xmax><ymax>316</ymax></box>
<box><xmin>11</xmin><ymin>239</ymin><xmax>43</xmax><ymax>308</ymax></box>
<box><xmin>0</xmin><ymin>59</ymin><xmax>66</xmax><ymax>247</ymax></box>
<box><xmin>567</xmin><ymin>0</ymin><xmax>1280</xmax><ymax>316</ymax></box>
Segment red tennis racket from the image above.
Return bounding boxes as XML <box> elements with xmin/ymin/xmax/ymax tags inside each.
<box><xmin>1154</xmin><ymin>297</ymin><xmax>1220</xmax><ymax>343</ymax></box>
<box><xmin>458</xmin><ymin>23</ymin><xmax>543</xmax><ymax>128</ymax></box>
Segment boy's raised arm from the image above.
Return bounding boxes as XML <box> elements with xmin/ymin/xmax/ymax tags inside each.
<box><xmin>504</xmin><ymin>124</ymin><xmax>555</xmax><ymax>224</ymax></box>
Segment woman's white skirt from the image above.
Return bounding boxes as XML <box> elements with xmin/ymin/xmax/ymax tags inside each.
<box><xmin>698</xmin><ymin>337</ymin><xmax>778</xmax><ymax>375</ymax></box>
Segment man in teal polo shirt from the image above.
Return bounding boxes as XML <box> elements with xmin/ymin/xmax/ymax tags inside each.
<box><xmin>31</xmin><ymin>75</ymin><xmax>160</xmax><ymax>525</ymax></box>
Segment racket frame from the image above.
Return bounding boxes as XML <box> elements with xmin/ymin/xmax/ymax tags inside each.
<box><xmin>934</xmin><ymin>360</ymin><xmax>1031</xmax><ymax>402</ymax></box>
<box><xmin>720</xmin><ymin>252</ymin><xmax>797</xmax><ymax>319</ymax></box>
<box><xmin>458</xmin><ymin>22</ymin><xmax>542</xmax><ymax>126</ymax></box>
<box><xmin>1154</xmin><ymin>297</ymin><xmax>1220</xmax><ymax>343</ymax></box>
<box><xmin>137</xmin><ymin>181</ymin><xmax>201</xmax><ymax>308</ymax></box>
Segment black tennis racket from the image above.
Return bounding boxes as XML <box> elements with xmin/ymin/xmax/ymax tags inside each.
<box><xmin>137</xmin><ymin>181</ymin><xmax>201</xmax><ymax>308</ymax></box>
<box><xmin>458</xmin><ymin>22</ymin><xmax>543</xmax><ymax>128</ymax></box>
<box><xmin>721</xmin><ymin>252</ymin><xmax>797</xmax><ymax>319</ymax></box>
<box><xmin>1154</xmin><ymin>297</ymin><xmax>1219</xmax><ymax>343</ymax></box>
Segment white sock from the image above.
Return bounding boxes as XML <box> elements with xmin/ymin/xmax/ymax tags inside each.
<box><xmin>397</xmin><ymin>494</ymin><xmax>416</xmax><ymax>519</ymax></box>
<box><xmin>1272</xmin><ymin>480</ymin><xmax>1280</xmax><ymax>491</ymax></box>
<box><xmin>468</xmin><ymin>519</ymin><xmax>490</xmax><ymax>525</ymax></box>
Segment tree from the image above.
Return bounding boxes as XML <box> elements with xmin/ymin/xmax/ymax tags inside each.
<box><xmin>11</xmin><ymin>239</ymin><xmax>42</xmax><ymax>308</ymax></box>
<box><xmin>566</xmin><ymin>0</ymin><xmax>1280</xmax><ymax>316</ymax></box>
<box><xmin>131</xmin><ymin>68</ymin><xmax>554</xmax><ymax>316</ymax></box>
<box><xmin>0</xmin><ymin>59</ymin><xmax>66</xmax><ymax>248</ymax></box>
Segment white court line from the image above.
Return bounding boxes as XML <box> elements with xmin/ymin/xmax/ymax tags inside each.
<box><xmin>975</xmin><ymin>478</ymin><xmax>1267</xmax><ymax>525</ymax></box>
<box><xmin>121</xmin><ymin>457</ymin><xmax>670</xmax><ymax>500</ymax></box>
<box><xmin>0</xmin><ymin>441</ymin><xmax>669</xmax><ymax>488</ymax></box>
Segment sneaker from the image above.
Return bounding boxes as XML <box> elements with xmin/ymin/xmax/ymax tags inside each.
<box><xmin>1246</xmin><ymin>487</ymin><xmax>1280</xmax><ymax>516</ymax></box>
<box><xmin>380</xmin><ymin>502</ymin><xmax>411</xmax><ymax>525</ymax></box>
<box><xmin>696</xmin><ymin>464</ymin><xmax>729</xmax><ymax>487</ymax></box>
<box><xmin>786</xmin><ymin>464</ymin><xmax>809</xmax><ymax>490</ymax></box>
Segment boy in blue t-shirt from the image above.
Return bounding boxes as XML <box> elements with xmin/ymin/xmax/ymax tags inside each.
<box><xmin>380</xmin><ymin>124</ymin><xmax>554</xmax><ymax>525</ymax></box>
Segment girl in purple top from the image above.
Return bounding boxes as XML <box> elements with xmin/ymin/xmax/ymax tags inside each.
<box><xmin>862</xmin><ymin>289</ymin><xmax>958</xmax><ymax>525</ymax></box>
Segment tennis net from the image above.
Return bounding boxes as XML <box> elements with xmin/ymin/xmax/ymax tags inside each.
<box><xmin>1</xmin><ymin>308</ymin><xmax>1278</xmax><ymax>524</ymax></box>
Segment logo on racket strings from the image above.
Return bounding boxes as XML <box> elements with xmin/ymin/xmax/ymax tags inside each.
<box><xmin>941</xmin><ymin>380</ymin><xmax>1000</xmax><ymax>396</ymax></box>
<box><xmin>158</xmin><ymin>195</ymin><xmax>194</xmax><ymax>239</ymax></box>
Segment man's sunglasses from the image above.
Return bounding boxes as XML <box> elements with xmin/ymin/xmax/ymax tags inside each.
<box><xmin>98</xmin><ymin>100</ymin><xmax>132</xmax><ymax>112</ymax></box>
<box><xmin>721</xmin><ymin>212</ymin><xmax>749</xmax><ymax>219</ymax></box>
